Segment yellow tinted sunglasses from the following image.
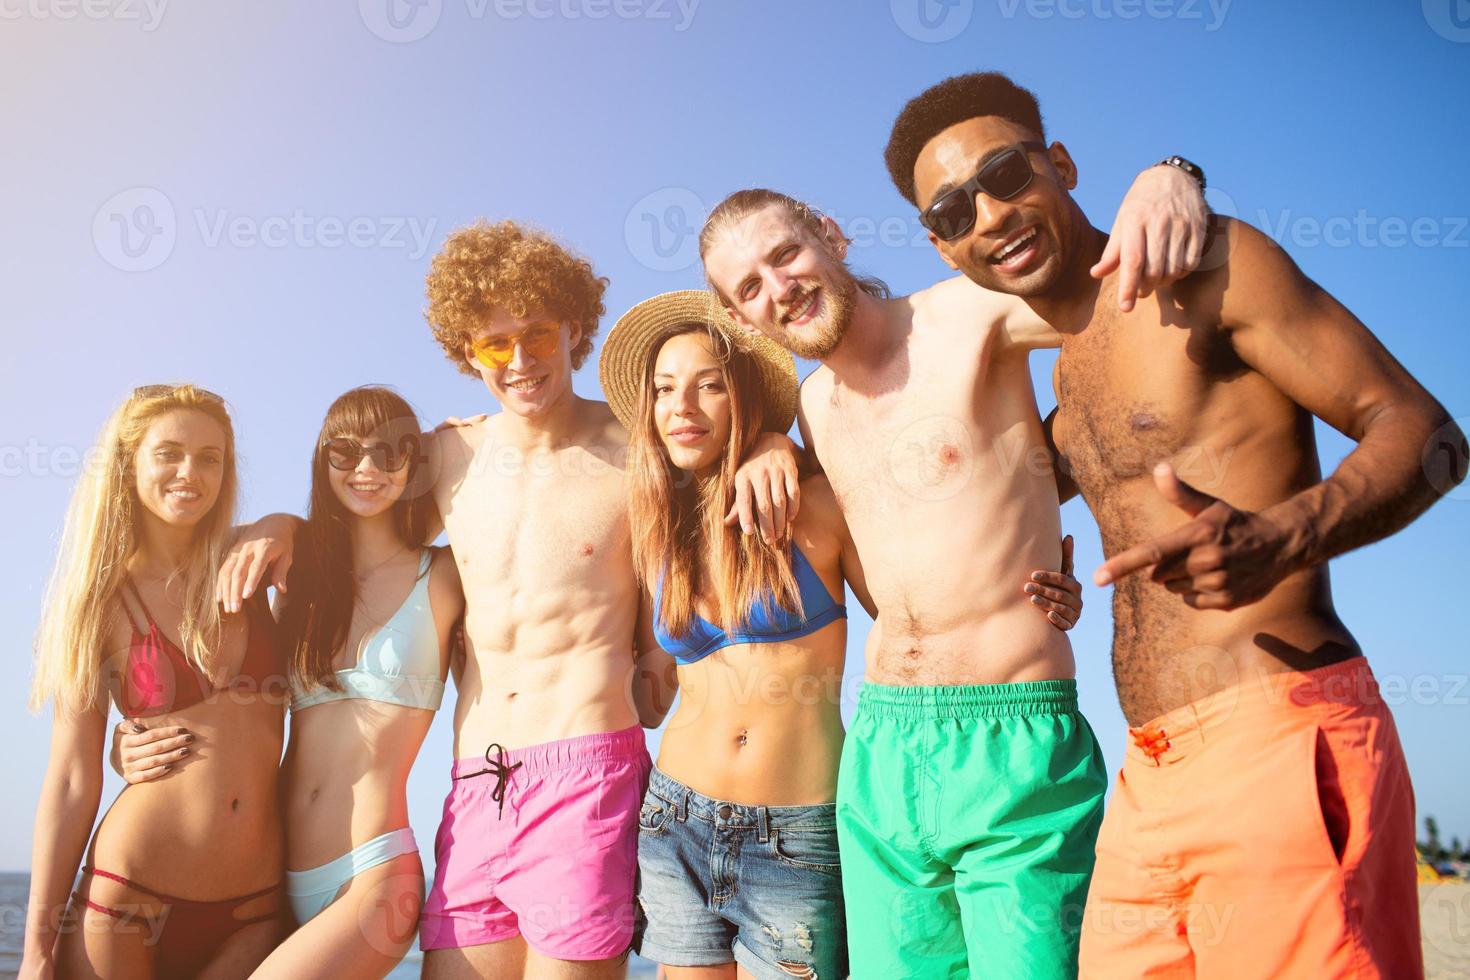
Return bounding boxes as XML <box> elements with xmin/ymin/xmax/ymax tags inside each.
<box><xmin>472</xmin><ymin>322</ymin><xmax>562</xmax><ymax>370</ymax></box>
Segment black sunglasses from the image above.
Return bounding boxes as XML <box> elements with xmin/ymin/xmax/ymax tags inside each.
<box><xmin>323</xmin><ymin>437</ymin><xmax>416</xmax><ymax>473</ymax></box>
<box><xmin>920</xmin><ymin>141</ymin><xmax>1049</xmax><ymax>242</ymax></box>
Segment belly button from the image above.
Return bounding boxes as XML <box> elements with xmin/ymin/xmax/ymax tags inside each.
<box><xmin>231</xmin><ymin>798</ymin><xmax>240</xmax><ymax>812</ymax></box>
<box><xmin>736</xmin><ymin>729</ymin><xmax>748</xmax><ymax>747</ymax></box>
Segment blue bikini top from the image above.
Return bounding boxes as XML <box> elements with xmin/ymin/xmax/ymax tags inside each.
<box><xmin>291</xmin><ymin>549</ymin><xmax>445</xmax><ymax>712</ymax></box>
<box><xmin>653</xmin><ymin>544</ymin><xmax>847</xmax><ymax>665</ymax></box>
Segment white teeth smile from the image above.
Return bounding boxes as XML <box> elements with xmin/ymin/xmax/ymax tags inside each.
<box><xmin>167</xmin><ymin>489</ymin><xmax>200</xmax><ymax>500</ymax></box>
<box><xmin>993</xmin><ymin>228</ymin><xmax>1039</xmax><ymax>263</ymax></box>
<box><xmin>785</xmin><ymin>291</ymin><xmax>817</xmax><ymax>324</ymax></box>
<box><xmin>508</xmin><ymin>377</ymin><xmax>545</xmax><ymax>392</ymax></box>
<box><xmin>349</xmin><ymin>483</ymin><xmax>383</xmax><ymax>492</ymax></box>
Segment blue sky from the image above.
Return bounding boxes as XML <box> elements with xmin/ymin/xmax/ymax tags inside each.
<box><xmin>3</xmin><ymin>1</ymin><xmax>1468</xmax><ymax>870</ymax></box>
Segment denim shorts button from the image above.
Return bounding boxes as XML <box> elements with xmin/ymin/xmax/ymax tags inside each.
<box><xmin>718</xmin><ymin>804</ymin><xmax>733</xmax><ymax>819</ymax></box>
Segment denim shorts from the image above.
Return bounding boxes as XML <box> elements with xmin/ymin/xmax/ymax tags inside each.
<box><xmin>635</xmin><ymin>765</ymin><xmax>846</xmax><ymax>980</ymax></box>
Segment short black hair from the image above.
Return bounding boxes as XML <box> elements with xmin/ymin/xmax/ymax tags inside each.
<box><xmin>885</xmin><ymin>72</ymin><xmax>1046</xmax><ymax>206</ymax></box>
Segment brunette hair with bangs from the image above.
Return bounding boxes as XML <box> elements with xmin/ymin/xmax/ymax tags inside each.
<box><xmin>279</xmin><ymin>386</ymin><xmax>430</xmax><ymax>693</ymax></box>
<box><xmin>627</xmin><ymin>322</ymin><xmax>803</xmax><ymax>638</ymax></box>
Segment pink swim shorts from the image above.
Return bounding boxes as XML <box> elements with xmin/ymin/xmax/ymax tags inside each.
<box><xmin>420</xmin><ymin>725</ymin><xmax>652</xmax><ymax>959</ymax></box>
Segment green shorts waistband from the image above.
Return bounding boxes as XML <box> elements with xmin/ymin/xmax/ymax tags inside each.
<box><xmin>856</xmin><ymin>679</ymin><xmax>1079</xmax><ymax>719</ymax></box>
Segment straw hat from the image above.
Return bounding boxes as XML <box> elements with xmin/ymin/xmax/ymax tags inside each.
<box><xmin>599</xmin><ymin>289</ymin><xmax>798</xmax><ymax>434</ymax></box>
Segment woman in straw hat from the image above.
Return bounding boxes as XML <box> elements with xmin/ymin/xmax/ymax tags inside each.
<box><xmin>600</xmin><ymin>291</ymin><xmax>1084</xmax><ymax>980</ymax></box>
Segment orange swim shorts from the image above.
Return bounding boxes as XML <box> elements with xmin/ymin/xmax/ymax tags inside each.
<box><xmin>1079</xmin><ymin>656</ymin><xmax>1422</xmax><ymax>979</ymax></box>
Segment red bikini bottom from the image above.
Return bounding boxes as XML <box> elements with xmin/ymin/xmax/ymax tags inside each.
<box><xmin>73</xmin><ymin>865</ymin><xmax>280</xmax><ymax>976</ymax></box>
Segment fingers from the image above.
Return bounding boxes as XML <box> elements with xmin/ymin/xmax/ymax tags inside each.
<box><xmin>1047</xmin><ymin>609</ymin><xmax>1076</xmax><ymax>631</ymax></box>
<box><xmin>1114</xmin><ymin>225</ymin><xmax>1143</xmax><ymax>312</ymax></box>
<box><xmin>273</xmin><ymin>547</ymin><xmax>294</xmax><ymax>593</ymax></box>
<box><xmin>730</xmin><ymin>474</ymin><xmax>756</xmax><ymax>536</ymax></box>
<box><xmin>215</xmin><ymin>551</ymin><xmax>237</xmax><ymax>607</ymax></box>
<box><xmin>124</xmin><ymin>725</ymin><xmax>188</xmax><ymax>749</ymax></box>
<box><xmin>768</xmin><ymin>473</ymin><xmax>787</xmax><ymax>544</ymax></box>
<box><xmin>1153</xmin><ymin>462</ymin><xmax>1217</xmax><ymax>517</ymax></box>
<box><xmin>1025</xmin><ymin>583</ymin><xmax>1080</xmax><ymax>607</ymax></box>
<box><xmin>1060</xmin><ymin>534</ymin><xmax>1074</xmax><ymax>577</ymax></box>
<box><xmin>1029</xmin><ymin>570</ymin><xmax>1078</xmax><ymax>589</ymax></box>
<box><xmin>127</xmin><ymin>762</ymin><xmax>175</xmax><ymax>784</ymax></box>
<box><xmin>1089</xmin><ymin>233</ymin><xmax>1120</xmax><ymax>280</ymax></box>
<box><xmin>784</xmin><ymin>467</ymin><xmax>801</xmax><ymax>526</ymax></box>
<box><xmin>752</xmin><ymin>471</ymin><xmax>776</xmax><ymax>544</ymax></box>
<box><xmin>1140</xmin><ymin>220</ymin><xmax>1166</xmax><ymax>298</ymax></box>
<box><xmin>1095</xmin><ymin>523</ymin><xmax>1200</xmax><ymax>586</ymax></box>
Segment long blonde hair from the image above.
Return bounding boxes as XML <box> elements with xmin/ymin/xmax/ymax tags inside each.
<box><xmin>31</xmin><ymin>385</ymin><xmax>239</xmax><ymax>714</ymax></box>
<box><xmin>628</xmin><ymin>323</ymin><xmax>802</xmax><ymax>638</ymax></box>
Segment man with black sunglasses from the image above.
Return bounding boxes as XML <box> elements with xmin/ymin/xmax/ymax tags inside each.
<box><xmin>701</xmin><ymin>161</ymin><xmax>1212</xmax><ymax>975</ymax></box>
<box><xmin>889</xmin><ymin>70</ymin><xmax>1464</xmax><ymax>978</ymax></box>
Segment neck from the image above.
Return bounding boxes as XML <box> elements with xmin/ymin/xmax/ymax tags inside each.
<box><xmin>498</xmin><ymin>385</ymin><xmax>583</xmax><ymax>449</ymax></box>
<box><xmin>350</xmin><ymin>511</ymin><xmax>407</xmax><ymax>571</ymax></box>
<box><xmin>820</xmin><ymin>289</ymin><xmax>899</xmax><ymax>379</ymax></box>
<box><xmin>133</xmin><ymin>511</ymin><xmax>198</xmax><ymax>577</ymax></box>
<box><xmin>1025</xmin><ymin>224</ymin><xmax>1109</xmax><ymax>329</ymax></box>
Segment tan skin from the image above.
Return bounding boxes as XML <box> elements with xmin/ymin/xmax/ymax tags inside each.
<box><xmin>210</xmin><ymin>311</ymin><xmax>801</xmax><ymax>980</ymax></box>
<box><xmin>704</xmin><ymin>206</ymin><xmax>1128</xmax><ymax>689</ymax></box>
<box><xmin>913</xmin><ymin>114</ymin><xmax>1464</xmax><ymax>726</ymax></box>
<box><xmin>115</xmin><ymin>431</ymin><xmax>465</xmax><ymax>979</ymax></box>
<box><xmin>23</xmin><ymin>409</ymin><xmax>284</xmax><ymax>980</ymax></box>
<box><xmin>637</xmin><ymin>332</ymin><xmax>1083</xmax><ymax>980</ymax></box>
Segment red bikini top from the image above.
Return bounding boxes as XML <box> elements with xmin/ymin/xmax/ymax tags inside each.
<box><xmin>117</xmin><ymin>579</ymin><xmax>280</xmax><ymax>718</ymax></box>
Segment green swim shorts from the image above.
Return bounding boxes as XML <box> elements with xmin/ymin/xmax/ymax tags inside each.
<box><xmin>836</xmin><ymin>680</ymin><xmax>1107</xmax><ymax>979</ymax></box>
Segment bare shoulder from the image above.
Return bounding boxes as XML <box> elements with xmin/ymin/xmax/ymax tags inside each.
<box><xmin>427</xmin><ymin>545</ymin><xmax>465</xmax><ymax>615</ymax></box>
<box><xmin>793</xmin><ymin>472</ymin><xmax>846</xmax><ymax>551</ymax></box>
<box><xmin>911</xmin><ymin>274</ymin><xmax>1017</xmax><ymax>332</ymax></box>
<box><xmin>798</xmin><ymin>364</ymin><xmax>835</xmax><ymax>416</ymax></box>
<box><xmin>1171</xmin><ymin>216</ymin><xmax>1309</xmax><ymax>325</ymax></box>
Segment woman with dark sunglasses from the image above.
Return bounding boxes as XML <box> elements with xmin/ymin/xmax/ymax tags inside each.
<box><xmin>112</xmin><ymin>385</ymin><xmax>466</xmax><ymax>978</ymax></box>
<box><xmin>599</xmin><ymin>292</ymin><xmax>1084</xmax><ymax>980</ymax></box>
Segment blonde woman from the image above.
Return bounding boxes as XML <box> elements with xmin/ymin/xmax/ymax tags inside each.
<box><xmin>112</xmin><ymin>386</ymin><xmax>465</xmax><ymax>978</ymax></box>
<box><xmin>23</xmin><ymin>385</ymin><xmax>286</xmax><ymax>979</ymax></box>
<box><xmin>599</xmin><ymin>293</ymin><xmax>1083</xmax><ymax>980</ymax></box>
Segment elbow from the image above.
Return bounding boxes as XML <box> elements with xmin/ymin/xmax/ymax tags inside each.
<box><xmin>1431</xmin><ymin>414</ymin><xmax>1468</xmax><ymax>495</ymax></box>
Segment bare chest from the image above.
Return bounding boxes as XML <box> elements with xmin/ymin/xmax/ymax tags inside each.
<box><xmin>442</xmin><ymin>442</ymin><xmax>630</xmax><ymax>591</ymax></box>
<box><xmin>1052</xmin><ymin>313</ymin><xmax>1242</xmax><ymax>494</ymax></box>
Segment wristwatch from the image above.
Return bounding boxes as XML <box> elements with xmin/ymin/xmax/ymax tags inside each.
<box><xmin>1156</xmin><ymin>155</ymin><xmax>1205</xmax><ymax>191</ymax></box>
